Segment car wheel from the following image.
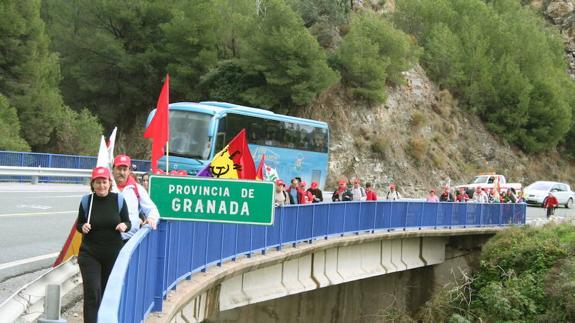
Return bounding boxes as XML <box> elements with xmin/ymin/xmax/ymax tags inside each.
<box><xmin>566</xmin><ymin>198</ymin><xmax>573</xmax><ymax>209</ymax></box>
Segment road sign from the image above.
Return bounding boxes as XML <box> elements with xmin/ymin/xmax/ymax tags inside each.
<box><xmin>149</xmin><ymin>175</ymin><xmax>275</xmax><ymax>225</ymax></box>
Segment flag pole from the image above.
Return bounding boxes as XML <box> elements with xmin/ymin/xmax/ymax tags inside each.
<box><xmin>165</xmin><ymin>141</ymin><xmax>169</xmax><ymax>173</ymax></box>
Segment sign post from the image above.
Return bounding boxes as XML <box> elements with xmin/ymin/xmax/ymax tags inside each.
<box><xmin>149</xmin><ymin>175</ymin><xmax>275</xmax><ymax>225</ymax></box>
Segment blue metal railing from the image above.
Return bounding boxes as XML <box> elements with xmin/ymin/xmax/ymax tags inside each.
<box><xmin>0</xmin><ymin>151</ymin><xmax>151</xmax><ymax>183</ymax></box>
<box><xmin>98</xmin><ymin>201</ymin><xmax>526</xmax><ymax>323</ymax></box>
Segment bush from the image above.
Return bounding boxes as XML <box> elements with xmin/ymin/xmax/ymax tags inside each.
<box><xmin>48</xmin><ymin>107</ymin><xmax>103</xmax><ymax>155</ymax></box>
<box><xmin>410</xmin><ymin>111</ymin><xmax>426</xmax><ymax>128</ymax></box>
<box><xmin>371</xmin><ymin>136</ymin><xmax>389</xmax><ymax>156</ymax></box>
<box><xmin>407</xmin><ymin>136</ymin><xmax>428</xmax><ymax>162</ymax></box>
<box><xmin>336</xmin><ymin>11</ymin><xmax>419</xmax><ymax>103</ymax></box>
<box><xmin>470</xmin><ymin>224</ymin><xmax>575</xmax><ymax>320</ymax></box>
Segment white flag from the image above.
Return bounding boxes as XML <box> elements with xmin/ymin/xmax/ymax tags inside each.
<box><xmin>96</xmin><ymin>136</ymin><xmax>109</xmax><ymax>167</ymax></box>
<box><xmin>264</xmin><ymin>164</ymin><xmax>279</xmax><ymax>182</ymax></box>
<box><xmin>107</xmin><ymin>127</ymin><xmax>117</xmax><ymax>169</ymax></box>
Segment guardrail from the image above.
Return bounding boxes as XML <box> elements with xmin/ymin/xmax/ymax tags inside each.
<box><xmin>99</xmin><ymin>201</ymin><xmax>526</xmax><ymax>323</ymax></box>
<box><xmin>0</xmin><ymin>151</ymin><xmax>151</xmax><ymax>183</ymax></box>
<box><xmin>0</xmin><ymin>166</ymin><xmax>145</xmax><ymax>184</ymax></box>
<box><xmin>0</xmin><ymin>258</ymin><xmax>81</xmax><ymax>322</ymax></box>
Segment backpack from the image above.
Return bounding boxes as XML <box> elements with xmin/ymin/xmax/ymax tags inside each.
<box><xmin>81</xmin><ymin>193</ymin><xmax>124</xmax><ymax>218</ymax></box>
<box><xmin>360</xmin><ymin>187</ymin><xmax>366</xmax><ymax>197</ymax></box>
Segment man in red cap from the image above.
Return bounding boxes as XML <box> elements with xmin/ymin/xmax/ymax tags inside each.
<box><xmin>113</xmin><ymin>154</ymin><xmax>159</xmax><ymax>241</ymax></box>
<box><xmin>332</xmin><ymin>179</ymin><xmax>353</xmax><ymax>202</ymax></box>
<box><xmin>386</xmin><ymin>183</ymin><xmax>401</xmax><ymax>200</ymax></box>
<box><xmin>307</xmin><ymin>181</ymin><xmax>323</xmax><ymax>203</ymax></box>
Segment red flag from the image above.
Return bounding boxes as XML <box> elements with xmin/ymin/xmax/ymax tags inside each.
<box><xmin>256</xmin><ymin>154</ymin><xmax>265</xmax><ymax>180</ymax></box>
<box><xmin>144</xmin><ymin>74</ymin><xmax>170</xmax><ymax>171</ymax></box>
<box><xmin>225</xmin><ymin>129</ymin><xmax>256</xmax><ymax>179</ymax></box>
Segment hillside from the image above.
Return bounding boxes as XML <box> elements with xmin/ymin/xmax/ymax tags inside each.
<box><xmin>299</xmin><ymin>64</ymin><xmax>574</xmax><ymax>196</ymax></box>
<box><xmin>293</xmin><ymin>0</ymin><xmax>575</xmax><ymax>196</ymax></box>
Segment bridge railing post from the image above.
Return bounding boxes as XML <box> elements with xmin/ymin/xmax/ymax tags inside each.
<box><xmin>152</xmin><ymin>222</ymin><xmax>168</xmax><ymax>312</ymax></box>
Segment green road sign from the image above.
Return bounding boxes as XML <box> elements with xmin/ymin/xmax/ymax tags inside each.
<box><xmin>148</xmin><ymin>175</ymin><xmax>275</xmax><ymax>225</ymax></box>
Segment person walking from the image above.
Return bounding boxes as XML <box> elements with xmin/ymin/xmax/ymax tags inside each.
<box><xmin>307</xmin><ymin>181</ymin><xmax>324</xmax><ymax>203</ymax></box>
<box><xmin>77</xmin><ymin>167</ymin><xmax>131</xmax><ymax>323</ymax></box>
<box><xmin>386</xmin><ymin>183</ymin><xmax>401</xmax><ymax>201</ymax></box>
<box><xmin>351</xmin><ymin>178</ymin><xmax>367</xmax><ymax>201</ymax></box>
<box><xmin>332</xmin><ymin>180</ymin><xmax>353</xmax><ymax>202</ymax></box>
<box><xmin>426</xmin><ymin>189</ymin><xmax>439</xmax><ymax>202</ymax></box>
<box><xmin>365</xmin><ymin>183</ymin><xmax>378</xmax><ymax>201</ymax></box>
<box><xmin>286</xmin><ymin>178</ymin><xmax>305</xmax><ymax>204</ymax></box>
<box><xmin>439</xmin><ymin>186</ymin><xmax>454</xmax><ymax>202</ymax></box>
<box><xmin>544</xmin><ymin>192</ymin><xmax>559</xmax><ymax>219</ymax></box>
<box><xmin>299</xmin><ymin>181</ymin><xmax>314</xmax><ymax>204</ymax></box>
<box><xmin>456</xmin><ymin>187</ymin><xmax>469</xmax><ymax>202</ymax></box>
<box><xmin>112</xmin><ymin>155</ymin><xmax>159</xmax><ymax>242</ymax></box>
<box><xmin>274</xmin><ymin>179</ymin><xmax>289</xmax><ymax>206</ymax></box>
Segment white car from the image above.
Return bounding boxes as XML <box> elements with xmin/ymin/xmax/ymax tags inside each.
<box><xmin>524</xmin><ymin>181</ymin><xmax>575</xmax><ymax>208</ymax></box>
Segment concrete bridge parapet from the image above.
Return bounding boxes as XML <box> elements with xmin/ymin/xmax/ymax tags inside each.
<box><xmin>146</xmin><ymin>228</ymin><xmax>500</xmax><ymax>323</ymax></box>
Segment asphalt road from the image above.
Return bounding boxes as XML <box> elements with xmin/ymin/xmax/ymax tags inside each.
<box><xmin>0</xmin><ymin>184</ymin><xmax>573</xmax><ymax>305</ymax></box>
<box><xmin>0</xmin><ymin>184</ymin><xmax>89</xmax><ymax>285</ymax></box>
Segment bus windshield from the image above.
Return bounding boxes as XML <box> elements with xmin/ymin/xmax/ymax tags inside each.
<box><xmin>169</xmin><ymin>110</ymin><xmax>212</xmax><ymax>160</ymax></box>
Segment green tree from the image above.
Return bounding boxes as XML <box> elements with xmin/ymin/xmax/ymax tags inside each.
<box><xmin>49</xmin><ymin>107</ymin><xmax>103</xmax><ymax>155</ymax></box>
<box><xmin>394</xmin><ymin>0</ymin><xmax>574</xmax><ymax>152</ymax></box>
<box><xmin>43</xmin><ymin>0</ymin><xmax>175</xmax><ymax>130</ymax></box>
<box><xmin>0</xmin><ymin>0</ymin><xmax>62</xmax><ymax>149</ymax></box>
<box><xmin>336</xmin><ymin>11</ymin><xmax>419</xmax><ymax>103</ymax></box>
<box><xmin>238</xmin><ymin>0</ymin><xmax>339</xmax><ymax>110</ymax></box>
<box><xmin>0</xmin><ymin>95</ymin><xmax>30</xmax><ymax>151</ymax></box>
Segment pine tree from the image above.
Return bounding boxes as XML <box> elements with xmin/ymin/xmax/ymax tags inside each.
<box><xmin>0</xmin><ymin>0</ymin><xmax>62</xmax><ymax>148</ymax></box>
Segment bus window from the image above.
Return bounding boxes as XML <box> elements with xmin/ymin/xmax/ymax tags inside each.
<box><xmin>169</xmin><ymin>110</ymin><xmax>212</xmax><ymax>159</ymax></box>
<box><xmin>224</xmin><ymin>112</ymin><xmax>328</xmax><ymax>153</ymax></box>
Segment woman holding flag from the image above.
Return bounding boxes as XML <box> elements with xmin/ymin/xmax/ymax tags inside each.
<box><xmin>76</xmin><ymin>166</ymin><xmax>131</xmax><ymax>323</ymax></box>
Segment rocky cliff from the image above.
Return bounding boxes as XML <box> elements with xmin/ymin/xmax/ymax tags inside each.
<box><xmin>300</xmin><ymin>63</ymin><xmax>575</xmax><ymax>197</ymax></box>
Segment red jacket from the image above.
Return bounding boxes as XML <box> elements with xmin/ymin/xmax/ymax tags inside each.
<box><xmin>544</xmin><ymin>195</ymin><xmax>559</xmax><ymax>208</ymax></box>
<box><xmin>366</xmin><ymin>190</ymin><xmax>378</xmax><ymax>201</ymax></box>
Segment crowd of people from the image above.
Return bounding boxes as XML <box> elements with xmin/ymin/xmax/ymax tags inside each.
<box><xmin>274</xmin><ymin>178</ymin><xmax>560</xmax><ymax>219</ymax></box>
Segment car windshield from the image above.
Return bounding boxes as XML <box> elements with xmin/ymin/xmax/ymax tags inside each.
<box><xmin>169</xmin><ymin>110</ymin><xmax>212</xmax><ymax>160</ymax></box>
<box><xmin>528</xmin><ymin>182</ymin><xmax>553</xmax><ymax>191</ymax></box>
<box><xmin>468</xmin><ymin>176</ymin><xmax>489</xmax><ymax>184</ymax></box>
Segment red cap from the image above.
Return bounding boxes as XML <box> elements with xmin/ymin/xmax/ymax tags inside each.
<box><xmin>354</xmin><ymin>178</ymin><xmax>360</xmax><ymax>184</ymax></box>
<box><xmin>169</xmin><ymin>170</ymin><xmax>179</xmax><ymax>175</ymax></box>
<box><xmin>91</xmin><ymin>166</ymin><xmax>111</xmax><ymax>180</ymax></box>
<box><xmin>430</xmin><ymin>189</ymin><xmax>436</xmax><ymax>193</ymax></box>
<box><xmin>152</xmin><ymin>169</ymin><xmax>165</xmax><ymax>175</ymax></box>
<box><xmin>338</xmin><ymin>180</ymin><xmax>347</xmax><ymax>186</ymax></box>
<box><xmin>177</xmin><ymin>170</ymin><xmax>188</xmax><ymax>176</ymax></box>
<box><xmin>389</xmin><ymin>183</ymin><xmax>396</xmax><ymax>189</ymax></box>
<box><xmin>114</xmin><ymin>155</ymin><xmax>131</xmax><ymax>168</ymax></box>
<box><xmin>311</xmin><ymin>181</ymin><xmax>319</xmax><ymax>189</ymax></box>
<box><xmin>300</xmin><ymin>181</ymin><xmax>307</xmax><ymax>188</ymax></box>
<box><xmin>276</xmin><ymin>179</ymin><xmax>285</xmax><ymax>186</ymax></box>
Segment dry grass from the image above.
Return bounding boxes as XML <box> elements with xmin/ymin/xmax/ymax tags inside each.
<box><xmin>410</xmin><ymin>111</ymin><xmax>427</xmax><ymax>128</ymax></box>
<box><xmin>408</xmin><ymin>136</ymin><xmax>428</xmax><ymax>162</ymax></box>
<box><xmin>371</xmin><ymin>136</ymin><xmax>390</xmax><ymax>157</ymax></box>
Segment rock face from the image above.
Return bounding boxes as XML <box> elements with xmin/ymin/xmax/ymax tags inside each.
<box><xmin>540</xmin><ymin>0</ymin><xmax>575</xmax><ymax>79</ymax></box>
<box><xmin>298</xmin><ymin>64</ymin><xmax>573</xmax><ymax>198</ymax></box>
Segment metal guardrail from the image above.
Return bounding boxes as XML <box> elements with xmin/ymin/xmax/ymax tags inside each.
<box><xmin>0</xmin><ymin>166</ymin><xmax>92</xmax><ymax>178</ymax></box>
<box><xmin>99</xmin><ymin>201</ymin><xmax>526</xmax><ymax>323</ymax></box>
<box><xmin>0</xmin><ymin>151</ymin><xmax>151</xmax><ymax>183</ymax></box>
<box><xmin>0</xmin><ymin>258</ymin><xmax>81</xmax><ymax>323</ymax></box>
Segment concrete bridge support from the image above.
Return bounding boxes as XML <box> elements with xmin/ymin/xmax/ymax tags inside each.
<box><xmin>147</xmin><ymin>231</ymin><xmax>494</xmax><ymax>323</ymax></box>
